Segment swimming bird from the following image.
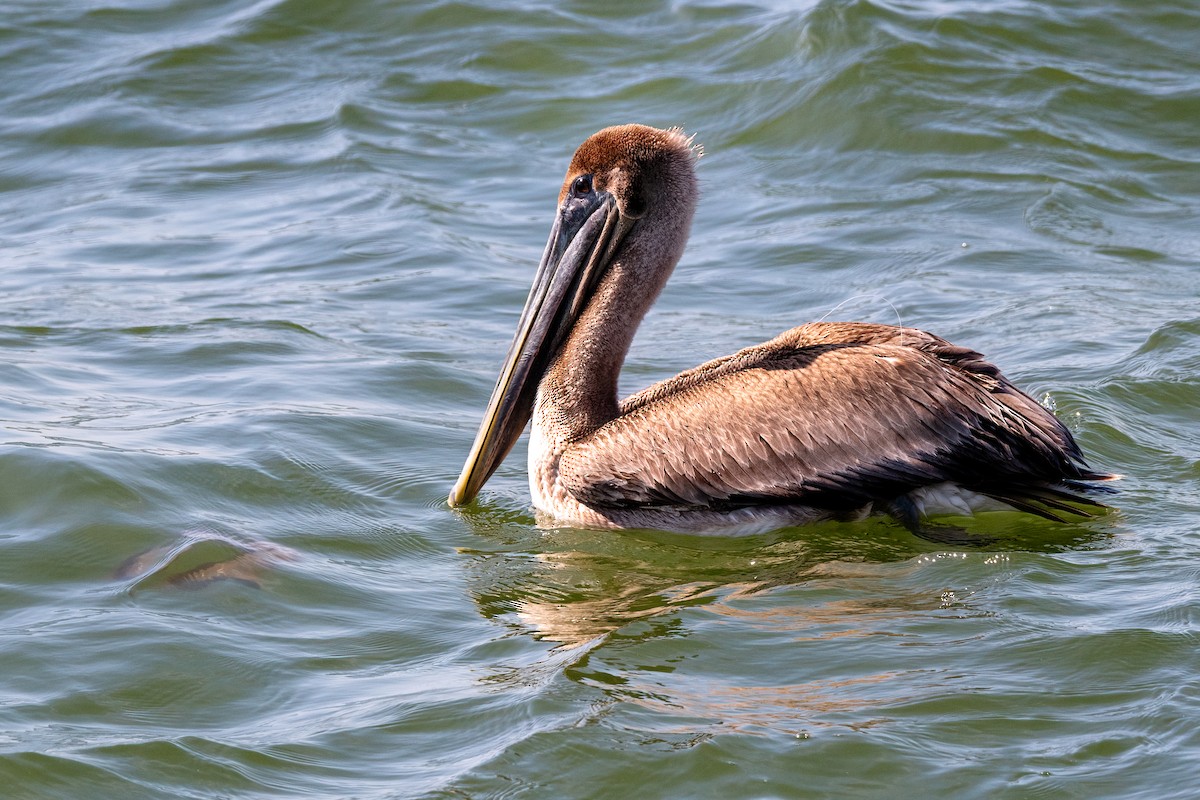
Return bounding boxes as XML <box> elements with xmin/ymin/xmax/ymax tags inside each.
<box><xmin>449</xmin><ymin>124</ymin><xmax>1113</xmax><ymax>540</ymax></box>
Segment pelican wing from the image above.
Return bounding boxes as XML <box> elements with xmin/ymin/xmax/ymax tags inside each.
<box><xmin>558</xmin><ymin>323</ymin><xmax>1096</xmax><ymax>512</ymax></box>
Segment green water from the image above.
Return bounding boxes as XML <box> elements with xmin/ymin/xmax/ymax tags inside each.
<box><xmin>1</xmin><ymin>0</ymin><xmax>1198</xmax><ymax>797</ymax></box>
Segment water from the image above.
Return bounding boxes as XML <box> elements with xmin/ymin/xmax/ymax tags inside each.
<box><xmin>1</xmin><ymin>0</ymin><xmax>1198</xmax><ymax>797</ymax></box>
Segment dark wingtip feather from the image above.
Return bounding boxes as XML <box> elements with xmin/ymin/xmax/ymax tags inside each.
<box><xmin>979</xmin><ymin>478</ymin><xmax>1116</xmax><ymax>523</ymax></box>
<box><xmin>985</xmin><ymin>493</ymin><xmax>1071</xmax><ymax>522</ymax></box>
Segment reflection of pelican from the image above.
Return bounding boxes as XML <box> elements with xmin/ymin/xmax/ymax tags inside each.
<box><xmin>450</xmin><ymin>124</ymin><xmax>1113</xmax><ymax>538</ymax></box>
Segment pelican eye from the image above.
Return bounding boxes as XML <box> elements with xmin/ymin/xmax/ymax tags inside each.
<box><xmin>570</xmin><ymin>174</ymin><xmax>593</xmax><ymax>197</ymax></box>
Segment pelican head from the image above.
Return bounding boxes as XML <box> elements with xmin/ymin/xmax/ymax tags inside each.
<box><xmin>450</xmin><ymin>124</ymin><xmax>699</xmax><ymax>507</ymax></box>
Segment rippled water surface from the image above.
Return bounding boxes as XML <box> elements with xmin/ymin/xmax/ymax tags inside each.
<box><xmin>2</xmin><ymin>0</ymin><xmax>1198</xmax><ymax>797</ymax></box>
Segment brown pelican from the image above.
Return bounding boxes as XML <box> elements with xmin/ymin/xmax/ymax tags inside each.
<box><xmin>449</xmin><ymin>124</ymin><xmax>1114</xmax><ymax>539</ymax></box>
